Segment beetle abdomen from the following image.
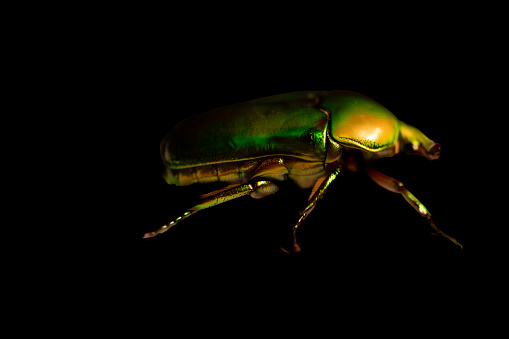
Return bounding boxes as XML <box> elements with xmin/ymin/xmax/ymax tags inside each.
<box><xmin>163</xmin><ymin>156</ymin><xmax>328</xmax><ymax>189</ymax></box>
<box><xmin>163</xmin><ymin>159</ymin><xmax>263</xmax><ymax>186</ymax></box>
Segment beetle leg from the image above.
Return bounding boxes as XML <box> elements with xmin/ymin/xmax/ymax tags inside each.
<box><xmin>365</xmin><ymin>165</ymin><xmax>462</xmax><ymax>249</ymax></box>
<box><xmin>290</xmin><ymin>164</ymin><xmax>342</xmax><ymax>252</ymax></box>
<box><xmin>143</xmin><ymin>181</ymin><xmax>278</xmax><ymax>238</ymax></box>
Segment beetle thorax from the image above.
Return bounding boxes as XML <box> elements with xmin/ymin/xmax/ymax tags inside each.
<box><xmin>323</xmin><ymin>92</ymin><xmax>400</xmax><ymax>155</ymax></box>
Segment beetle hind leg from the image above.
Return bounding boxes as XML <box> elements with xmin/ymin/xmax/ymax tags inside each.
<box><xmin>142</xmin><ymin>209</ymin><xmax>196</xmax><ymax>238</ymax></box>
<box><xmin>143</xmin><ymin>180</ymin><xmax>279</xmax><ymax>239</ymax></box>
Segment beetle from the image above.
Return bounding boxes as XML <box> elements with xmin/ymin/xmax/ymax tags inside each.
<box><xmin>143</xmin><ymin>90</ymin><xmax>462</xmax><ymax>252</ymax></box>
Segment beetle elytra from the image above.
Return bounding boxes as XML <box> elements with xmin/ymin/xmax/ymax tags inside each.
<box><xmin>143</xmin><ymin>90</ymin><xmax>462</xmax><ymax>252</ymax></box>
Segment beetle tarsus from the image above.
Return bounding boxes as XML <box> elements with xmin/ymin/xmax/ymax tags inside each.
<box><xmin>143</xmin><ymin>211</ymin><xmax>194</xmax><ymax>238</ymax></box>
<box><xmin>142</xmin><ymin>181</ymin><xmax>278</xmax><ymax>239</ymax></box>
<box><xmin>427</xmin><ymin>216</ymin><xmax>463</xmax><ymax>249</ymax></box>
<box><xmin>143</xmin><ymin>223</ymin><xmax>173</xmax><ymax>238</ymax></box>
<box><xmin>279</xmin><ymin>243</ymin><xmax>301</xmax><ymax>254</ymax></box>
<box><xmin>279</xmin><ymin>247</ymin><xmax>291</xmax><ymax>254</ymax></box>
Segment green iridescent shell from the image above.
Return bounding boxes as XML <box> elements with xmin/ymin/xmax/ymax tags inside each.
<box><xmin>161</xmin><ymin>93</ymin><xmax>329</xmax><ymax>169</ymax></box>
<box><xmin>161</xmin><ymin>91</ymin><xmax>401</xmax><ymax>169</ymax></box>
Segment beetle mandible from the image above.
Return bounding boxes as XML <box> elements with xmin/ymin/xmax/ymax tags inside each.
<box><xmin>143</xmin><ymin>90</ymin><xmax>462</xmax><ymax>252</ymax></box>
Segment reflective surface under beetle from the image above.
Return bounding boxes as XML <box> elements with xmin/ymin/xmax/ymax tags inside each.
<box><xmin>144</xmin><ymin>90</ymin><xmax>462</xmax><ymax>252</ymax></box>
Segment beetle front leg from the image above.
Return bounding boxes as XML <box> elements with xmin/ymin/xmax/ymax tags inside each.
<box><xmin>288</xmin><ymin>165</ymin><xmax>342</xmax><ymax>253</ymax></box>
<box><xmin>365</xmin><ymin>165</ymin><xmax>462</xmax><ymax>249</ymax></box>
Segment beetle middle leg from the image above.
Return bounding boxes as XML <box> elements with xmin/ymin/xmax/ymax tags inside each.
<box><xmin>365</xmin><ymin>165</ymin><xmax>462</xmax><ymax>248</ymax></box>
<box><xmin>142</xmin><ymin>180</ymin><xmax>279</xmax><ymax>239</ymax></box>
<box><xmin>288</xmin><ymin>164</ymin><xmax>342</xmax><ymax>253</ymax></box>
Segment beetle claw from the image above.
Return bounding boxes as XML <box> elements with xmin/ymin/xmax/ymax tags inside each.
<box><xmin>427</xmin><ymin>218</ymin><xmax>463</xmax><ymax>249</ymax></box>
<box><xmin>279</xmin><ymin>244</ymin><xmax>302</xmax><ymax>254</ymax></box>
<box><xmin>279</xmin><ymin>236</ymin><xmax>302</xmax><ymax>254</ymax></box>
<box><xmin>280</xmin><ymin>247</ymin><xmax>291</xmax><ymax>254</ymax></box>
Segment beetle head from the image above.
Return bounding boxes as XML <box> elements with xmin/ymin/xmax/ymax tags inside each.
<box><xmin>398</xmin><ymin>122</ymin><xmax>441</xmax><ymax>160</ymax></box>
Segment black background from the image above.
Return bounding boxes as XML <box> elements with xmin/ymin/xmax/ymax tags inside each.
<box><xmin>16</xmin><ymin>7</ymin><xmax>504</xmax><ymax>334</ymax></box>
<box><xmin>66</xmin><ymin>19</ymin><xmax>501</xmax><ymax>322</ymax></box>
<box><xmin>102</xmin><ymin>44</ymin><xmax>483</xmax><ymax>263</ymax></box>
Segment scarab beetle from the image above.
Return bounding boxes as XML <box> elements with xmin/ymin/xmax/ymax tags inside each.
<box><xmin>144</xmin><ymin>90</ymin><xmax>462</xmax><ymax>252</ymax></box>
